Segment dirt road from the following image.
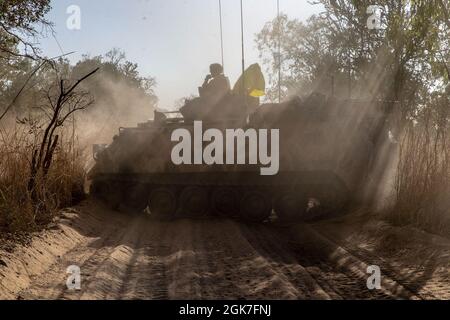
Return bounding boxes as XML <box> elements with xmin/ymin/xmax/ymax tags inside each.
<box><xmin>0</xmin><ymin>201</ymin><xmax>448</xmax><ymax>300</ymax></box>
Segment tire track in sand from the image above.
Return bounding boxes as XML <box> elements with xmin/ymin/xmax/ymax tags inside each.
<box><xmin>15</xmin><ymin>209</ymin><xmax>425</xmax><ymax>300</ymax></box>
<box><xmin>18</xmin><ymin>215</ymin><xmax>143</xmax><ymax>300</ymax></box>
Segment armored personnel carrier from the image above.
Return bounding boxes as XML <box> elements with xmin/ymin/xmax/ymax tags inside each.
<box><xmin>89</xmin><ymin>92</ymin><xmax>385</xmax><ymax>222</ymax></box>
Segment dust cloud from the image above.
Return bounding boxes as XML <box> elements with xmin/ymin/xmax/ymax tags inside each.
<box><xmin>74</xmin><ymin>73</ymin><xmax>157</xmax><ymax>147</ymax></box>
<box><xmin>281</xmin><ymin>59</ymin><xmax>402</xmax><ymax>210</ymax></box>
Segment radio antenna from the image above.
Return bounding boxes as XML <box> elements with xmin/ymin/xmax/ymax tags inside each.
<box><xmin>219</xmin><ymin>0</ymin><xmax>225</xmax><ymax>69</ymax></box>
<box><xmin>240</xmin><ymin>0</ymin><xmax>246</xmax><ymax>96</ymax></box>
<box><xmin>277</xmin><ymin>0</ymin><xmax>282</xmax><ymax>102</ymax></box>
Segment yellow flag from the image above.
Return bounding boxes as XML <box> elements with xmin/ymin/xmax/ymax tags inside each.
<box><xmin>249</xmin><ymin>89</ymin><xmax>265</xmax><ymax>97</ymax></box>
<box><xmin>233</xmin><ymin>63</ymin><xmax>266</xmax><ymax>97</ymax></box>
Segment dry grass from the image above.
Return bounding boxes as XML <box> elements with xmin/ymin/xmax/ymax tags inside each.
<box><xmin>392</xmin><ymin>107</ymin><xmax>450</xmax><ymax>235</ymax></box>
<box><xmin>0</xmin><ymin>126</ymin><xmax>86</xmax><ymax>233</ymax></box>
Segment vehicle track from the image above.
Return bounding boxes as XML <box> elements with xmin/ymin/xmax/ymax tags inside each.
<box><xmin>311</xmin><ymin>227</ymin><xmax>449</xmax><ymax>300</ymax></box>
<box><xmin>14</xmin><ymin>210</ymin><xmax>429</xmax><ymax>300</ymax></box>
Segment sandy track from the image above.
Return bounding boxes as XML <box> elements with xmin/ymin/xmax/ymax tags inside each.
<box><xmin>0</xmin><ymin>201</ymin><xmax>448</xmax><ymax>300</ymax></box>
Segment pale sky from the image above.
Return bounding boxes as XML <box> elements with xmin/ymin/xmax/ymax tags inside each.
<box><xmin>39</xmin><ymin>0</ymin><xmax>321</xmax><ymax>109</ymax></box>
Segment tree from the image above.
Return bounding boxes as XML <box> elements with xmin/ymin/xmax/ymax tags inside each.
<box><xmin>70</xmin><ymin>49</ymin><xmax>158</xmax><ymax>130</ymax></box>
<box><xmin>257</xmin><ymin>14</ymin><xmax>346</xmax><ymax>101</ymax></box>
<box><xmin>0</xmin><ymin>0</ymin><xmax>51</xmax><ymax>60</ymax></box>
<box><xmin>0</xmin><ymin>0</ymin><xmax>52</xmax><ymax>121</ymax></box>
<box><xmin>1</xmin><ymin>48</ymin><xmax>158</xmax><ymax>131</ymax></box>
<box><xmin>256</xmin><ymin>0</ymin><xmax>449</xmax><ymax>113</ymax></box>
<box><xmin>25</xmin><ymin>67</ymin><xmax>99</xmax><ymax>198</ymax></box>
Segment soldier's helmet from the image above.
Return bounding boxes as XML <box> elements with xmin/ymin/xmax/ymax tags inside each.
<box><xmin>210</xmin><ymin>63</ymin><xmax>224</xmax><ymax>76</ymax></box>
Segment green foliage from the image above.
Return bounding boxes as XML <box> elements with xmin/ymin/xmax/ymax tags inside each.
<box><xmin>73</xmin><ymin>48</ymin><xmax>157</xmax><ymax>99</ymax></box>
<box><xmin>0</xmin><ymin>0</ymin><xmax>52</xmax><ymax>59</ymax></box>
<box><xmin>257</xmin><ymin>0</ymin><xmax>449</xmax><ymax>111</ymax></box>
<box><xmin>0</xmin><ymin>48</ymin><xmax>157</xmax><ymax>121</ymax></box>
<box><xmin>69</xmin><ymin>49</ymin><xmax>158</xmax><ymax>125</ymax></box>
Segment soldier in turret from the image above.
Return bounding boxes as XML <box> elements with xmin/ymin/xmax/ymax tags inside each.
<box><xmin>199</xmin><ymin>63</ymin><xmax>231</xmax><ymax>106</ymax></box>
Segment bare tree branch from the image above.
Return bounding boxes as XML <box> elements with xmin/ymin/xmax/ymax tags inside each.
<box><xmin>0</xmin><ymin>52</ymin><xmax>75</xmax><ymax>122</ymax></box>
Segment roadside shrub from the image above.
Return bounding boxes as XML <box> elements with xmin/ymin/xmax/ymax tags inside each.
<box><xmin>392</xmin><ymin>102</ymin><xmax>450</xmax><ymax>235</ymax></box>
<box><xmin>0</xmin><ymin>126</ymin><xmax>86</xmax><ymax>233</ymax></box>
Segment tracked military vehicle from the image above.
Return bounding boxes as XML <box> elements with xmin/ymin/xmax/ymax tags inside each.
<box><xmin>89</xmin><ymin>92</ymin><xmax>385</xmax><ymax>222</ymax></box>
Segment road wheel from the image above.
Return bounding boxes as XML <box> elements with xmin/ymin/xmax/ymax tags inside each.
<box><xmin>179</xmin><ymin>186</ymin><xmax>209</xmax><ymax>218</ymax></box>
<box><xmin>240</xmin><ymin>191</ymin><xmax>271</xmax><ymax>222</ymax></box>
<box><xmin>149</xmin><ymin>188</ymin><xmax>176</xmax><ymax>219</ymax></box>
<box><xmin>211</xmin><ymin>187</ymin><xmax>238</xmax><ymax>217</ymax></box>
<box><xmin>274</xmin><ymin>191</ymin><xmax>308</xmax><ymax>222</ymax></box>
<box><xmin>124</xmin><ymin>184</ymin><xmax>148</xmax><ymax>212</ymax></box>
<box><xmin>305</xmin><ymin>184</ymin><xmax>347</xmax><ymax>221</ymax></box>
